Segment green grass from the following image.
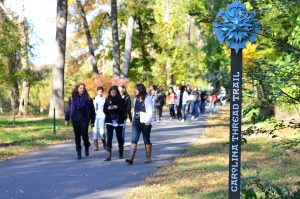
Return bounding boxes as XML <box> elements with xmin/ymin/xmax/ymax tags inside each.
<box><xmin>125</xmin><ymin>106</ymin><xmax>300</xmax><ymax>199</ymax></box>
<box><xmin>0</xmin><ymin>115</ymin><xmax>74</xmax><ymax>160</ymax></box>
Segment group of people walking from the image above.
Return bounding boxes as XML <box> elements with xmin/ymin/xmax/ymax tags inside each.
<box><xmin>64</xmin><ymin>82</ymin><xmax>227</xmax><ymax>163</ymax></box>
<box><xmin>149</xmin><ymin>84</ymin><xmax>227</xmax><ymax>122</ymax></box>
<box><xmin>65</xmin><ymin>83</ymin><xmax>153</xmax><ymax>165</ymax></box>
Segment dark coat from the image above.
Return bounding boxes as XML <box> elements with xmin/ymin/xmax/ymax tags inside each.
<box><xmin>103</xmin><ymin>97</ymin><xmax>126</xmax><ymax>125</ymax></box>
<box><xmin>123</xmin><ymin>93</ymin><xmax>132</xmax><ymax>122</ymax></box>
<box><xmin>65</xmin><ymin>98</ymin><xmax>95</xmax><ymax>124</ymax></box>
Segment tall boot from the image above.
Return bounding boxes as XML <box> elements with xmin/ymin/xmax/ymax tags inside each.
<box><xmin>93</xmin><ymin>139</ymin><xmax>99</xmax><ymax>151</ymax></box>
<box><xmin>119</xmin><ymin>147</ymin><xmax>124</xmax><ymax>159</ymax></box>
<box><xmin>125</xmin><ymin>144</ymin><xmax>137</xmax><ymax>165</ymax></box>
<box><xmin>85</xmin><ymin>146</ymin><xmax>89</xmax><ymax>157</ymax></box>
<box><xmin>76</xmin><ymin>146</ymin><xmax>82</xmax><ymax>160</ymax></box>
<box><xmin>104</xmin><ymin>150</ymin><xmax>111</xmax><ymax>161</ymax></box>
<box><xmin>144</xmin><ymin>144</ymin><xmax>152</xmax><ymax>163</ymax></box>
<box><xmin>101</xmin><ymin>138</ymin><xmax>107</xmax><ymax>150</ymax></box>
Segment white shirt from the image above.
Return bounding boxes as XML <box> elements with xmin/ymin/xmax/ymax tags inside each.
<box><xmin>133</xmin><ymin>95</ymin><xmax>154</xmax><ymax>125</ymax></box>
<box><xmin>93</xmin><ymin>95</ymin><xmax>106</xmax><ymax>119</ymax></box>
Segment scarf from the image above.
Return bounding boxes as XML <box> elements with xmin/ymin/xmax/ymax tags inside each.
<box><xmin>70</xmin><ymin>93</ymin><xmax>89</xmax><ymax>117</ymax></box>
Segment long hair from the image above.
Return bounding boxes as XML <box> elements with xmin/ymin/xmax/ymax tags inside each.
<box><xmin>106</xmin><ymin>85</ymin><xmax>122</xmax><ymax>103</ymax></box>
<box><xmin>71</xmin><ymin>83</ymin><xmax>89</xmax><ymax>98</ymax></box>
<box><xmin>135</xmin><ymin>83</ymin><xmax>147</xmax><ymax>100</ymax></box>
<box><xmin>168</xmin><ymin>87</ymin><xmax>175</xmax><ymax>96</ymax></box>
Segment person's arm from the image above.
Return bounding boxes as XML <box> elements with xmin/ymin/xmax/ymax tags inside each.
<box><xmin>145</xmin><ymin>95</ymin><xmax>153</xmax><ymax>125</ymax></box>
<box><xmin>127</xmin><ymin>96</ymin><xmax>132</xmax><ymax>122</ymax></box>
<box><xmin>65</xmin><ymin>100</ymin><xmax>71</xmax><ymax>122</ymax></box>
<box><xmin>89</xmin><ymin>99</ymin><xmax>96</xmax><ymax>126</ymax></box>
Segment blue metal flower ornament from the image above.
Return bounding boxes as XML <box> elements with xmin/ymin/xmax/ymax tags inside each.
<box><xmin>213</xmin><ymin>0</ymin><xmax>260</xmax><ymax>54</ymax></box>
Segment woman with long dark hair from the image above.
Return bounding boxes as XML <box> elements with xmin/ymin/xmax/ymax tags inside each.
<box><xmin>65</xmin><ymin>83</ymin><xmax>95</xmax><ymax>159</ymax></box>
<box><xmin>166</xmin><ymin>87</ymin><xmax>177</xmax><ymax>120</ymax></box>
<box><xmin>125</xmin><ymin>83</ymin><xmax>154</xmax><ymax>165</ymax></box>
<box><xmin>103</xmin><ymin>85</ymin><xmax>126</xmax><ymax>161</ymax></box>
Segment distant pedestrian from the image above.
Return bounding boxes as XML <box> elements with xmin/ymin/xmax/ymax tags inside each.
<box><xmin>181</xmin><ymin>86</ymin><xmax>189</xmax><ymax>121</ymax></box>
<box><xmin>190</xmin><ymin>88</ymin><xmax>200</xmax><ymax>119</ymax></box>
<box><xmin>209</xmin><ymin>90</ymin><xmax>218</xmax><ymax>114</ymax></box>
<box><xmin>154</xmin><ymin>87</ymin><xmax>165</xmax><ymax>121</ymax></box>
<box><xmin>103</xmin><ymin>86</ymin><xmax>126</xmax><ymax>161</ymax></box>
<box><xmin>200</xmin><ymin>89</ymin><xmax>208</xmax><ymax>114</ymax></box>
<box><xmin>166</xmin><ymin>87</ymin><xmax>177</xmax><ymax>120</ymax></box>
<box><xmin>126</xmin><ymin>83</ymin><xmax>154</xmax><ymax>165</ymax></box>
<box><xmin>92</xmin><ymin>86</ymin><xmax>107</xmax><ymax>151</ymax></box>
<box><xmin>65</xmin><ymin>83</ymin><xmax>95</xmax><ymax>160</ymax></box>
<box><xmin>118</xmin><ymin>83</ymin><xmax>132</xmax><ymax>144</ymax></box>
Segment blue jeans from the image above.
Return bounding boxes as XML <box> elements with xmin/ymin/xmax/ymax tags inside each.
<box><xmin>209</xmin><ymin>102</ymin><xmax>217</xmax><ymax>114</ymax></box>
<box><xmin>200</xmin><ymin>101</ymin><xmax>206</xmax><ymax>114</ymax></box>
<box><xmin>93</xmin><ymin>118</ymin><xmax>105</xmax><ymax>139</ymax></box>
<box><xmin>131</xmin><ymin>122</ymin><xmax>152</xmax><ymax>145</ymax></box>
<box><xmin>191</xmin><ymin>102</ymin><xmax>199</xmax><ymax>118</ymax></box>
<box><xmin>122</xmin><ymin>119</ymin><xmax>127</xmax><ymax>143</ymax></box>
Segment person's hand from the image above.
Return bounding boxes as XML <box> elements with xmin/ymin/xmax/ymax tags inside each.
<box><xmin>113</xmin><ymin>105</ymin><xmax>118</xmax><ymax>109</ymax></box>
<box><xmin>65</xmin><ymin>121</ymin><xmax>69</xmax><ymax>126</ymax></box>
<box><xmin>145</xmin><ymin>122</ymin><xmax>150</xmax><ymax>126</ymax></box>
<box><xmin>108</xmin><ymin>105</ymin><xmax>113</xmax><ymax>110</ymax></box>
<box><xmin>91</xmin><ymin>123</ymin><xmax>95</xmax><ymax>128</ymax></box>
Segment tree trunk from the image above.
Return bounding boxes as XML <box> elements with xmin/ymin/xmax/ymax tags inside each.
<box><xmin>49</xmin><ymin>0</ymin><xmax>68</xmax><ymax>117</ymax></box>
<box><xmin>137</xmin><ymin>18</ymin><xmax>148</xmax><ymax>82</ymax></box>
<box><xmin>121</xmin><ymin>16</ymin><xmax>135</xmax><ymax>79</ymax></box>
<box><xmin>75</xmin><ymin>0</ymin><xmax>99</xmax><ymax>79</ymax></box>
<box><xmin>111</xmin><ymin>0</ymin><xmax>120</xmax><ymax>77</ymax></box>
<box><xmin>17</xmin><ymin>0</ymin><xmax>30</xmax><ymax>116</ymax></box>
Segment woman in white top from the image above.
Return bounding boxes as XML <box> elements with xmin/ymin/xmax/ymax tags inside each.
<box><xmin>125</xmin><ymin>83</ymin><xmax>154</xmax><ymax>165</ymax></box>
<box><xmin>93</xmin><ymin>86</ymin><xmax>107</xmax><ymax>151</ymax></box>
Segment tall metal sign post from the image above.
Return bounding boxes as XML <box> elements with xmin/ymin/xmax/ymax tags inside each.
<box><xmin>213</xmin><ymin>1</ymin><xmax>260</xmax><ymax>198</ymax></box>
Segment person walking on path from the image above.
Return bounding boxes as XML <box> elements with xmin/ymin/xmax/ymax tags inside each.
<box><xmin>118</xmin><ymin>83</ymin><xmax>132</xmax><ymax>144</ymax></box>
<box><xmin>166</xmin><ymin>87</ymin><xmax>177</xmax><ymax>120</ymax></box>
<box><xmin>126</xmin><ymin>83</ymin><xmax>154</xmax><ymax>165</ymax></box>
<box><xmin>103</xmin><ymin>86</ymin><xmax>126</xmax><ymax>161</ymax></box>
<box><xmin>181</xmin><ymin>86</ymin><xmax>189</xmax><ymax>122</ymax></box>
<box><xmin>92</xmin><ymin>86</ymin><xmax>107</xmax><ymax>151</ymax></box>
<box><xmin>153</xmin><ymin>87</ymin><xmax>164</xmax><ymax>121</ymax></box>
<box><xmin>65</xmin><ymin>83</ymin><xmax>95</xmax><ymax>160</ymax></box>
<box><xmin>190</xmin><ymin>88</ymin><xmax>200</xmax><ymax>120</ymax></box>
<box><xmin>209</xmin><ymin>89</ymin><xmax>218</xmax><ymax>114</ymax></box>
<box><xmin>200</xmin><ymin>88</ymin><xmax>208</xmax><ymax>114</ymax></box>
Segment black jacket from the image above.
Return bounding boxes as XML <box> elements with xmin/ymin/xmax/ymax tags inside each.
<box><xmin>123</xmin><ymin>94</ymin><xmax>132</xmax><ymax>122</ymax></box>
<box><xmin>103</xmin><ymin>97</ymin><xmax>126</xmax><ymax>124</ymax></box>
<box><xmin>65</xmin><ymin>98</ymin><xmax>95</xmax><ymax>124</ymax></box>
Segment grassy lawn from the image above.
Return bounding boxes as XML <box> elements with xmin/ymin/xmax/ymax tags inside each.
<box><xmin>0</xmin><ymin>115</ymin><xmax>74</xmax><ymax>160</ymax></box>
<box><xmin>125</xmin><ymin>106</ymin><xmax>300</xmax><ymax>199</ymax></box>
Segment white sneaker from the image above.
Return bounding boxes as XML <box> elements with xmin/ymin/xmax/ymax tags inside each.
<box><xmin>169</xmin><ymin>118</ymin><xmax>173</xmax><ymax>120</ymax></box>
<box><xmin>181</xmin><ymin>119</ymin><xmax>184</xmax><ymax>122</ymax></box>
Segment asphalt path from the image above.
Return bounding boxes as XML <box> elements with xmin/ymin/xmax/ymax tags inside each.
<box><xmin>0</xmin><ymin>113</ymin><xmax>207</xmax><ymax>199</ymax></box>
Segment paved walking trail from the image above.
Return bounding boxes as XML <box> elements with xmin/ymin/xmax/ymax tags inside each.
<box><xmin>0</xmin><ymin>113</ymin><xmax>207</xmax><ymax>199</ymax></box>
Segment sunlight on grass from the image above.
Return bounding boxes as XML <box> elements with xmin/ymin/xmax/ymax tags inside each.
<box><xmin>0</xmin><ymin>116</ymin><xmax>73</xmax><ymax>160</ymax></box>
<box><xmin>125</xmin><ymin>106</ymin><xmax>300</xmax><ymax>198</ymax></box>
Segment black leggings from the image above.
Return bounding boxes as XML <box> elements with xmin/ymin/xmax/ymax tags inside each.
<box><xmin>72</xmin><ymin>121</ymin><xmax>90</xmax><ymax>150</ymax></box>
<box><xmin>106</xmin><ymin>125</ymin><xmax>124</xmax><ymax>152</ymax></box>
<box><xmin>168</xmin><ymin>104</ymin><xmax>176</xmax><ymax>118</ymax></box>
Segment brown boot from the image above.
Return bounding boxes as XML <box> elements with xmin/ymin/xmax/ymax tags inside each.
<box><xmin>144</xmin><ymin>144</ymin><xmax>152</xmax><ymax>163</ymax></box>
<box><xmin>125</xmin><ymin>144</ymin><xmax>137</xmax><ymax>165</ymax></box>
<box><xmin>101</xmin><ymin>138</ymin><xmax>107</xmax><ymax>150</ymax></box>
<box><xmin>93</xmin><ymin>139</ymin><xmax>99</xmax><ymax>151</ymax></box>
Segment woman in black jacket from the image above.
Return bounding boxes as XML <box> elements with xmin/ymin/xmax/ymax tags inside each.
<box><xmin>65</xmin><ymin>83</ymin><xmax>95</xmax><ymax>159</ymax></box>
<box><xmin>103</xmin><ymin>85</ymin><xmax>126</xmax><ymax>161</ymax></box>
